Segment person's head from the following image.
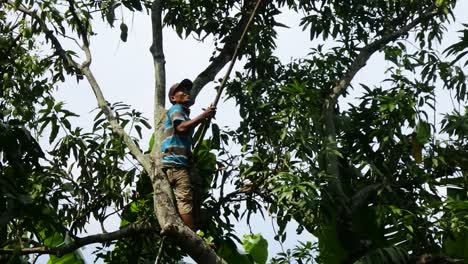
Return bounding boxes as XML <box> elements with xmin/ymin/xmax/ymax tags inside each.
<box><xmin>168</xmin><ymin>79</ymin><xmax>194</xmax><ymax>107</ymax></box>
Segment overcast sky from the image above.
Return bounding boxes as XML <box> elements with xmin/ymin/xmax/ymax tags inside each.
<box><xmin>44</xmin><ymin>2</ymin><xmax>468</xmax><ymax>263</ymax></box>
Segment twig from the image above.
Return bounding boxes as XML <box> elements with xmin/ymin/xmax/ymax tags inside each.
<box><xmin>271</xmin><ymin>217</ymin><xmax>285</xmax><ymax>254</ymax></box>
<box><xmin>154</xmin><ymin>236</ymin><xmax>166</xmax><ymax>264</ymax></box>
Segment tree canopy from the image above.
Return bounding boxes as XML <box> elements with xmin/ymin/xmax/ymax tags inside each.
<box><xmin>1</xmin><ymin>0</ymin><xmax>468</xmax><ymax>263</ymax></box>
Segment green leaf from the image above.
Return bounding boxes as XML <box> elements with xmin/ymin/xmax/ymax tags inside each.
<box><xmin>416</xmin><ymin>121</ymin><xmax>431</xmax><ymax>144</ymax></box>
<box><xmin>140</xmin><ymin>118</ymin><xmax>151</xmax><ymax>129</ymax></box>
<box><xmin>105</xmin><ymin>5</ymin><xmax>116</xmax><ymax>27</ymax></box>
<box><xmin>242</xmin><ymin>234</ymin><xmax>268</xmax><ymax>264</ymax></box>
<box><xmin>135</xmin><ymin>125</ymin><xmax>142</xmax><ymax>139</ymax></box>
<box><xmin>48</xmin><ymin>253</ymin><xmax>84</xmax><ymax>264</ymax></box>
<box><xmin>217</xmin><ymin>240</ymin><xmax>252</xmax><ymax>264</ymax></box>
<box><xmin>211</xmin><ymin>123</ymin><xmax>220</xmax><ymax>149</ymax></box>
<box><xmin>14</xmin><ymin>0</ymin><xmax>22</xmax><ymax>8</ymax></box>
<box><xmin>49</xmin><ymin>119</ymin><xmax>59</xmax><ymax>143</ymax></box>
<box><xmin>35</xmin><ymin>216</ymin><xmax>85</xmax><ymax>264</ymax></box>
<box><xmin>148</xmin><ymin>133</ymin><xmax>155</xmax><ymax>152</ymax></box>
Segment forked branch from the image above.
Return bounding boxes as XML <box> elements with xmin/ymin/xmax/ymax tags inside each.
<box><xmin>328</xmin><ymin>7</ymin><xmax>440</xmax><ymax>106</ymax></box>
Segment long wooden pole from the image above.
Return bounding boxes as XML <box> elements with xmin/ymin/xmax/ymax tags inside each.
<box><xmin>194</xmin><ymin>0</ymin><xmax>263</xmax><ymax>150</ymax></box>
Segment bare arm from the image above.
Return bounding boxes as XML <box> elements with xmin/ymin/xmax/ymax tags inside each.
<box><xmin>175</xmin><ymin>106</ymin><xmax>216</xmax><ymax>133</ymax></box>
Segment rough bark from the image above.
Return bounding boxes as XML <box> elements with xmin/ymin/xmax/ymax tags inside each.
<box><xmin>149</xmin><ymin>0</ymin><xmax>166</xmax><ymax>136</ymax></box>
<box><xmin>148</xmin><ymin>1</ymin><xmax>226</xmax><ymax>263</ymax></box>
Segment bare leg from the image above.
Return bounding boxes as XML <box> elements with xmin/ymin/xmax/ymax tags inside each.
<box><xmin>180</xmin><ymin>212</ymin><xmax>196</xmax><ymax>230</ymax></box>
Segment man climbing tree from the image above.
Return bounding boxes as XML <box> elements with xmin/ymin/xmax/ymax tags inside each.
<box><xmin>161</xmin><ymin>79</ymin><xmax>216</xmax><ymax>230</ymax></box>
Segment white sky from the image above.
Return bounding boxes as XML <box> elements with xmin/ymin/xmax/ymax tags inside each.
<box><xmin>41</xmin><ymin>2</ymin><xmax>468</xmax><ymax>263</ymax></box>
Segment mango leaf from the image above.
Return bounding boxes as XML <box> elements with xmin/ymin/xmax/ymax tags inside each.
<box><xmin>242</xmin><ymin>234</ymin><xmax>268</xmax><ymax>264</ymax></box>
<box><xmin>211</xmin><ymin>123</ymin><xmax>220</xmax><ymax>149</ymax></box>
<box><xmin>217</xmin><ymin>239</ymin><xmax>253</xmax><ymax>264</ymax></box>
<box><xmin>443</xmin><ymin>232</ymin><xmax>468</xmax><ymax>260</ymax></box>
<box><xmin>443</xmin><ymin>187</ymin><xmax>468</xmax><ymax>259</ymax></box>
<box><xmin>49</xmin><ymin>118</ymin><xmax>59</xmax><ymax>143</ymax></box>
<box><xmin>36</xmin><ymin>219</ymin><xmax>85</xmax><ymax>264</ymax></box>
<box><xmin>148</xmin><ymin>133</ymin><xmax>154</xmax><ymax>152</ymax></box>
<box><xmin>416</xmin><ymin>121</ymin><xmax>431</xmax><ymax>144</ymax></box>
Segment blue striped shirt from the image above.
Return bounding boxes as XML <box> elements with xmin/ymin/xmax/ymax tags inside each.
<box><xmin>161</xmin><ymin>104</ymin><xmax>193</xmax><ymax>167</ymax></box>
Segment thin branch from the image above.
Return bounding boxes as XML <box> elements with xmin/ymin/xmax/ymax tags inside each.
<box><xmin>154</xmin><ymin>236</ymin><xmax>166</xmax><ymax>264</ymax></box>
<box><xmin>3</xmin><ymin>0</ymin><xmax>79</xmax><ymax>73</ymax></box>
<box><xmin>81</xmin><ymin>64</ymin><xmax>152</xmax><ymax>172</ymax></box>
<box><xmin>124</xmin><ymin>155</ymin><xmax>143</xmax><ymax>173</ymax></box>
<box><xmin>212</xmin><ymin>183</ymin><xmax>260</xmax><ymax>212</ymax></box>
<box><xmin>328</xmin><ymin>8</ymin><xmax>440</xmax><ymax>106</ymax></box>
<box><xmin>2</xmin><ymin>238</ymin><xmax>42</xmax><ymax>248</ymax></box>
<box><xmin>80</xmin><ymin>42</ymin><xmax>92</xmax><ymax>69</ymax></box>
<box><xmin>5</xmin><ymin>0</ymin><xmax>151</xmax><ymax>181</ymax></box>
<box><xmin>320</xmin><ymin>7</ymin><xmax>440</xmax><ymax>211</ymax></box>
<box><xmin>57</xmin><ymin>31</ymin><xmax>82</xmax><ymax>49</ymax></box>
<box><xmin>0</xmin><ymin>222</ymin><xmax>159</xmax><ymax>256</ymax></box>
<box><xmin>270</xmin><ymin>217</ymin><xmax>285</xmax><ymax>254</ymax></box>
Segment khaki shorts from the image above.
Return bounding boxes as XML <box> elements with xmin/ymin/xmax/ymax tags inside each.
<box><xmin>165</xmin><ymin>167</ymin><xmax>199</xmax><ymax>215</ymax></box>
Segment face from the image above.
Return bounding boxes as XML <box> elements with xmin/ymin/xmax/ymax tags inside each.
<box><xmin>171</xmin><ymin>88</ymin><xmax>194</xmax><ymax>107</ymax></box>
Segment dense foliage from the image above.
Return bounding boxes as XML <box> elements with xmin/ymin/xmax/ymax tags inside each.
<box><xmin>1</xmin><ymin>0</ymin><xmax>467</xmax><ymax>263</ymax></box>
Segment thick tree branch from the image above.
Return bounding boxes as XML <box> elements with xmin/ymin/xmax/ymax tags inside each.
<box><xmin>6</xmin><ymin>1</ymin><xmax>223</xmax><ymax>263</ymax></box>
<box><xmin>320</xmin><ymin>6</ymin><xmax>440</xmax><ymax>204</ymax></box>
<box><xmin>328</xmin><ymin>8</ymin><xmax>440</xmax><ymax>106</ymax></box>
<box><xmin>147</xmin><ymin>2</ymin><xmax>226</xmax><ymax>263</ymax></box>
<box><xmin>149</xmin><ymin>0</ymin><xmax>166</xmax><ymax>157</ymax></box>
<box><xmin>160</xmin><ymin>221</ymin><xmax>225</xmax><ymax>264</ymax></box>
<box><xmin>321</xmin><ymin>8</ymin><xmax>440</xmax><ymax>262</ymax></box>
<box><xmin>149</xmin><ymin>173</ymin><xmax>226</xmax><ymax>264</ymax></box>
<box><xmin>80</xmin><ymin>63</ymin><xmax>152</xmax><ymax>172</ymax></box>
<box><xmin>4</xmin><ymin>0</ymin><xmax>150</xmax><ymax>172</ymax></box>
<box><xmin>79</xmin><ymin>50</ymin><xmax>151</xmax><ymax>172</ymax></box>
<box><xmin>0</xmin><ymin>222</ymin><xmax>158</xmax><ymax>256</ymax></box>
<box><xmin>190</xmin><ymin>0</ymin><xmax>262</xmax><ymax>99</ymax></box>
